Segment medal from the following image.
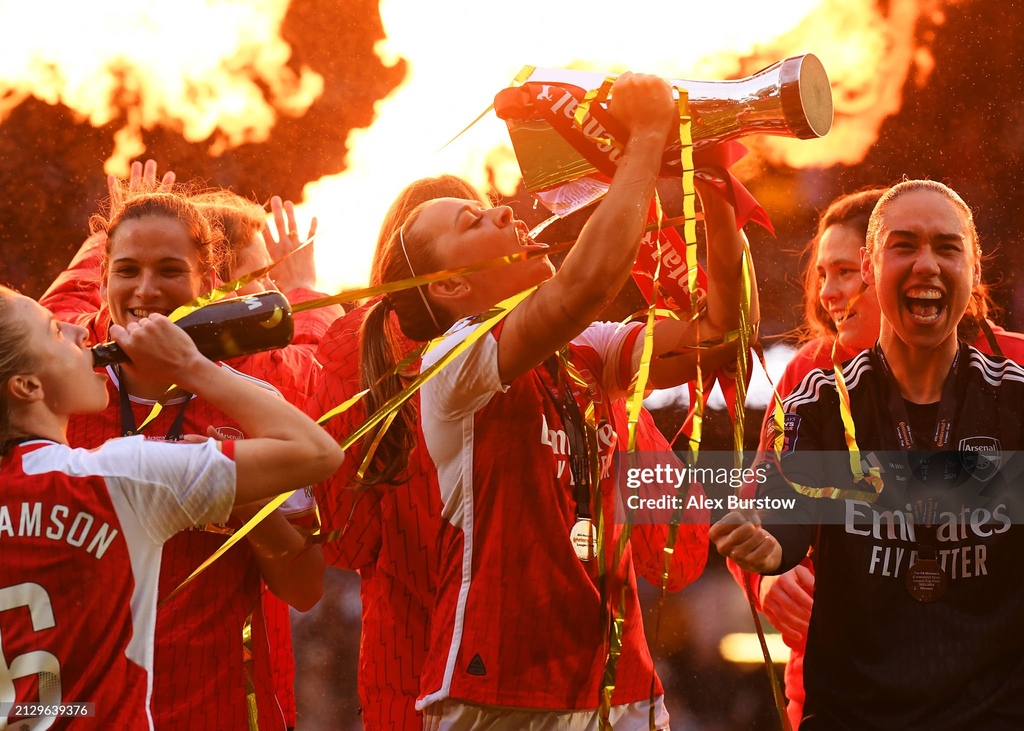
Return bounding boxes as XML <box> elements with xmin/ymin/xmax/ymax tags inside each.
<box><xmin>543</xmin><ymin>356</ymin><xmax>599</xmax><ymax>563</ymax></box>
<box><xmin>570</xmin><ymin>518</ymin><xmax>597</xmax><ymax>561</ymax></box>
<box><xmin>906</xmin><ymin>498</ymin><xmax>947</xmax><ymax>601</ymax></box>
<box><xmin>905</xmin><ymin>558</ymin><xmax>948</xmax><ymax>602</ymax></box>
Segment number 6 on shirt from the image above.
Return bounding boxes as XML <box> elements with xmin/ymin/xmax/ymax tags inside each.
<box><xmin>0</xmin><ymin>582</ymin><xmax>63</xmax><ymax>729</ymax></box>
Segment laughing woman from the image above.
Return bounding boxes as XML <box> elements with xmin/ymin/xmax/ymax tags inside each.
<box><xmin>712</xmin><ymin>179</ymin><xmax>1024</xmax><ymax>731</ymax></box>
<box><xmin>725</xmin><ymin>185</ymin><xmax>1024</xmax><ymax>728</ymax></box>
<box><xmin>59</xmin><ymin>192</ymin><xmax>325</xmax><ymax>730</ymax></box>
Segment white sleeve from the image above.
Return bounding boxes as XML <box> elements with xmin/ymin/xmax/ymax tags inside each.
<box><xmin>71</xmin><ymin>436</ymin><xmax>236</xmax><ymax>546</ymax></box>
<box><xmin>420</xmin><ymin>318</ymin><xmax>509</xmax><ymax>421</ymax></box>
<box><xmin>279</xmin><ymin>487</ymin><xmax>316</xmax><ymax>519</ymax></box>
<box><xmin>573</xmin><ymin>321</ymin><xmax>644</xmax><ymax>398</ymax></box>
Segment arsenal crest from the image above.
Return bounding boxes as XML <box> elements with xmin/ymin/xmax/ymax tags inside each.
<box><xmin>959</xmin><ymin>436</ymin><xmax>1002</xmax><ymax>483</ymax></box>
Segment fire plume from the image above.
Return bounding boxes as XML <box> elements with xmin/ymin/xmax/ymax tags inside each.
<box><xmin>744</xmin><ymin>0</ymin><xmax>950</xmax><ymax>168</ymax></box>
<box><xmin>0</xmin><ymin>0</ymin><xmax>958</xmax><ymax>293</ymax></box>
<box><xmin>0</xmin><ymin>0</ymin><xmax>323</xmax><ymax>176</ymax></box>
<box><xmin>297</xmin><ymin>0</ymin><xmax>956</xmax><ymax>293</ymax></box>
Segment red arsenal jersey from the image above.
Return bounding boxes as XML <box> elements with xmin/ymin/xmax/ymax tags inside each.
<box><xmin>41</xmin><ymin>243</ymin><xmax>331</xmax><ymax>729</ymax></box>
<box><xmin>307</xmin><ymin>302</ymin><xmax>442</xmax><ymax>730</ymax></box>
<box><xmin>417</xmin><ymin>319</ymin><xmax>664</xmax><ymax>710</ymax></box>
<box><xmin>0</xmin><ymin>436</ymin><xmax>234</xmax><ymax>730</ymax></box>
<box><xmin>66</xmin><ymin>366</ymin><xmax>288</xmax><ymax>730</ymax></box>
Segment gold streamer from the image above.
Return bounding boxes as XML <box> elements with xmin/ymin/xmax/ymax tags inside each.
<box><xmin>624</xmin><ymin>193</ymin><xmax>664</xmax><ymax>453</ymax></box>
<box><xmin>678</xmin><ymin>88</ymin><xmax>704</xmax><ymax>461</ymax></box>
<box><xmin>134</xmin><ymin>240</ymin><xmax>568</xmax><ymax>434</ymax></box>
<box><xmin>169</xmin><ymin>232</ymin><xmax>318</xmax><ymax>321</ymax></box>
<box><xmin>572</xmin><ymin>76</ymin><xmax>622</xmax><ymax>151</ymax></box>
<box><xmin>742</xmin><ymin>572</ymin><xmax>793</xmax><ymax>731</ymax></box>
<box><xmin>437</xmin><ymin>64</ymin><xmax>536</xmax><ymax>152</ymax></box>
<box><xmin>831</xmin><ymin>338</ymin><xmax>883</xmax><ymax>493</ymax></box>
<box><xmin>355</xmin><ymin>408</ymin><xmax>400</xmax><ymax>482</ymax></box>
<box><xmin>731</xmin><ymin>238</ymin><xmax>794</xmax><ymax>731</ymax></box>
<box><xmin>761</xmin><ymin>323</ymin><xmax>884</xmax><ymax>500</ymax></box>
<box><xmin>163</xmin><ymin>286</ymin><xmax>536</xmax><ymax>604</ymax></box>
<box><xmin>637</xmin><ymin>90</ymin><xmax>702</xmax><ymax>731</ymax></box>
<box><xmin>602</xmin><ymin>89</ymin><xmax>702</xmax><ymax>730</ymax></box>
<box><xmin>316</xmin><ymin>340</ymin><xmax>430</xmax><ymax>428</ymax></box>
<box><xmin>242</xmin><ymin>613</ymin><xmax>261</xmax><ymax>731</ymax></box>
<box><xmin>290</xmin><ymin>242</ymin><xmax>572</xmax><ymax>314</ymax></box>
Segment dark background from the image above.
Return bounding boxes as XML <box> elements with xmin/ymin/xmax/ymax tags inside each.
<box><xmin>3</xmin><ymin>1</ymin><xmax>1022</xmax><ymax>728</ymax></box>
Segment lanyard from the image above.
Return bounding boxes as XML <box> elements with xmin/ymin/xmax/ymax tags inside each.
<box><xmin>871</xmin><ymin>342</ymin><xmax>963</xmax><ymax>451</ymax></box>
<box><xmin>117</xmin><ymin>365</ymin><xmax>191</xmax><ymax>440</ymax></box>
<box><xmin>542</xmin><ymin>355</ymin><xmax>593</xmax><ymax>521</ymax></box>
<box><xmin>871</xmin><ymin>343</ymin><xmax>965</xmax><ymax>602</ymax></box>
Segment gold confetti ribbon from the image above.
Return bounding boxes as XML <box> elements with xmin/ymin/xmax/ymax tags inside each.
<box><xmin>242</xmin><ymin>613</ymin><xmax>261</xmax><ymax>731</ymax></box>
<box><xmin>162</xmin><ymin>286</ymin><xmax>536</xmax><ymax>605</ymax></box>
<box><xmin>437</xmin><ymin>65</ymin><xmax>536</xmax><ymax>152</ymax></box>
<box><xmin>132</xmin><ymin>240</ymin><xmax>570</xmax><ymax>433</ymax></box>
<box><xmin>598</xmin><ymin>198</ymin><xmax>670</xmax><ymax>726</ymax></box>
<box><xmin>573</xmin><ymin>76</ymin><xmax>622</xmax><ymax>152</ymax></box>
<box><xmin>762</xmin><ymin>291</ymin><xmax>884</xmax><ymax>502</ymax></box>
<box><xmin>730</xmin><ymin>238</ymin><xmax>793</xmax><ymax>731</ymax></box>
<box><xmin>636</xmin><ymin>91</ymin><xmax>704</xmax><ymax>731</ymax></box>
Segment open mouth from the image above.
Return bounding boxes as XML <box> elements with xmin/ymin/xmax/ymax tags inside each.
<box><xmin>904</xmin><ymin>287</ymin><xmax>944</xmax><ymax>324</ymax></box>
<box><xmin>126</xmin><ymin>307</ymin><xmax>174</xmax><ymax>324</ymax></box>
<box><xmin>832</xmin><ymin>309</ymin><xmax>854</xmax><ymax>326</ymax></box>
<box><xmin>515</xmin><ymin>221</ymin><xmax>547</xmax><ymax>251</ymax></box>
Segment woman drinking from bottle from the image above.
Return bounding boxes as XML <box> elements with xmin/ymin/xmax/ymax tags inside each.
<box><xmin>0</xmin><ymin>286</ymin><xmax>341</xmax><ymax>729</ymax></box>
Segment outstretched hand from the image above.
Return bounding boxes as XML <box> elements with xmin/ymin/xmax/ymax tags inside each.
<box><xmin>709</xmin><ymin>509</ymin><xmax>783</xmax><ymax>574</ymax></box>
<box><xmin>108</xmin><ymin>159</ymin><xmax>176</xmax><ymax>211</ymax></box>
<box><xmin>262</xmin><ymin>195</ymin><xmax>318</xmax><ymax>292</ymax></box>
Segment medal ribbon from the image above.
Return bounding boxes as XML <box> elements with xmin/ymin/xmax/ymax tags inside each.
<box><xmin>542</xmin><ymin>354</ymin><xmax>594</xmax><ymax>524</ymax></box>
<box><xmin>872</xmin><ymin>342</ymin><xmax>963</xmax><ymax>452</ymax></box>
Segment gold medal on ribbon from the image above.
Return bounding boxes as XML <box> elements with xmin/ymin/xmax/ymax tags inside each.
<box><xmin>906</xmin><ymin>498</ymin><xmax>948</xmax><ymax>602</ymax></box>
<box><xmin>905</xmin><ymin>558</ymin><xmax>947</xmax><ymax>602</ymax></box>
<box><xmin>570</xmin><ymin>518</ymin><xmax>597</xmax><ymax>561</ymax></box>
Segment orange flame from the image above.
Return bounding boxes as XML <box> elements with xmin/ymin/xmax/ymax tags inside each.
<box><xmin>0</xmin><ymin>0</ymin><xmax>954</xmax><ymax>293</ymax></box>
<box><xmin>300</xmin><ymin>0</ymin><xmax>955</xmax><ymax>294</ymax></box>
<box><xmin>745</xmin><ymin>0</ymin><xmax>948</xmax><ymax>168</ymax></box>
<box><xmin>0</xmin><ymin>0</ymin><xmax>323</xmax><ymax>176</ymax></box>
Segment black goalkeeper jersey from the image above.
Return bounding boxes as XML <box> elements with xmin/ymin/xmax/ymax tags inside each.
<box><xmin>758</xmin><ymin>342</ymin><xmax>1024</xmax><ymax>730</ymax></box>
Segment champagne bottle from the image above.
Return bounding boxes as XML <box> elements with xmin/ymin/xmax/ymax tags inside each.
<box><xmin>92</xmin><ymin>291</ymin><xmax>295</xmax><ymax>367</ymax></box>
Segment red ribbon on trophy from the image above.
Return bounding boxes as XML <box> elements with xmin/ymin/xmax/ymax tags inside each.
<box><xmin>494</xmin><ymin>81</ymin><xmax>774</xmax><ymax>233</ymax></box>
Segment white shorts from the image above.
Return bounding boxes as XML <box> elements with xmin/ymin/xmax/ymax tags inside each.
<box><xmin>421</xmin><ymin>696</ymin><xmax>670</xmax><ymax>731</ymax></box>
